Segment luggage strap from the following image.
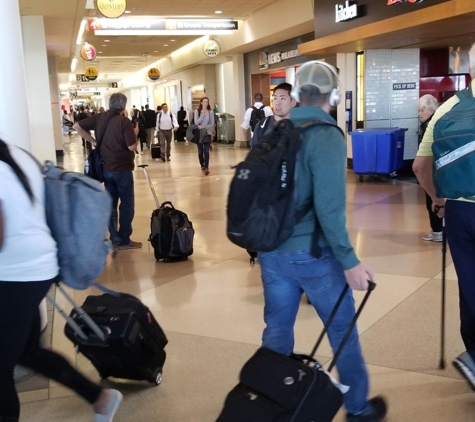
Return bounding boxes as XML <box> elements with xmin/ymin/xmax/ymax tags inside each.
<box><xmin>306</xmin><ymin>281</ymin><xmax>376</xmax><ymax>371</ymax></box>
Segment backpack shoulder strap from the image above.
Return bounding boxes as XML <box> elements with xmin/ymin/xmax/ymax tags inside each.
<box><xmin>299</xmin><ymin>120</ymin><xmax>344</xmax><ymax>137</ymax></box>
<box><xmin>259</xmin><ymin>105</ymin><xmax>266</xmax><ymax>110</ymax></box>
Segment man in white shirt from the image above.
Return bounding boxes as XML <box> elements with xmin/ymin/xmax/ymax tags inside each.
<box><xmin>241</xmin><ymin>93</ymin><xmax>273</xmax><ymax>146</ymax></box>
<box><xmin>156</xmin><ymin>103</ymin><xmax>179</xmax><ymax>162</ymax></box>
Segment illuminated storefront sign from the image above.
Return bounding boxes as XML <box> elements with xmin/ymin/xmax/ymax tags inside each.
<box><xmin>96</xmin><ymin>0</ymin><xmax>126</xmax><ymax>19</ymax></box>
<box><xmin>387</xmin><ymin>0</ymin><xmax>424</xmax><ymax>4</ymax></box>
<box><xmin>335</xmin><ymin>1</ymin><xmax>360</xmax><ymax>22</ymax></box>
<box><xmin>258</xmin><ymin>49</ymin><xmax>299</xmax><ymax>70</ymax></box>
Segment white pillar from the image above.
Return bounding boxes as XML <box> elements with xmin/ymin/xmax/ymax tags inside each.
<box><xmin>22</xmin><ymin>16</ymin><xmax>57</xmax><ymax>163</ymax></box>
<box><xmin>48</xmin><ymin>56</ymin><xmax>64</xmax><ymax>157</ymax></box>
<box><xmin>286</xmin><ymin>67</ymin><xmax>296</xmax><ymax>85</ymax></box>
<box><xmin>0</xmin><ymin>0</ymin><xmax>31</xmax><ymax>149</ymax></box>
<box><xmin>233</xmin><ymin>54</ymin><xmax>247</xmax><ymax>148</ymax></box>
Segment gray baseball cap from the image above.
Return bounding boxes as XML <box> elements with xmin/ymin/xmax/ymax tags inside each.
<box><xmin>295</xmin><ymin>61</ymin><xmax>338</xmax><ymax>95</ymax></box>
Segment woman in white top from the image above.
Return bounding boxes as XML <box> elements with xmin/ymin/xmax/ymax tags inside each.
<box><xmin>0</xmin><ymin>139</ymin><xmax>122</xmax><ymax>422</ymax></box>
<box><xmin>193</xmin><ymin>97</ymin><xmax>215</xmax><ymax>175</ymax></box>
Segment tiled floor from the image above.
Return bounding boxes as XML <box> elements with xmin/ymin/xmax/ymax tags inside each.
<box><xmin>17</xmin><ymin>134</ymin><xmax>473</xmax><ymax>421</ymax></box>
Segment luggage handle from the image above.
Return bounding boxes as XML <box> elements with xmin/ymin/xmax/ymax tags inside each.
<box><xmin>306</xmin><ymin>281</ymin><xmax>376</xmax><ymax>372</ymax></box>
<box><xmin>160</xmin><ymin>201</ymin><xmax>175</xmax><ymax>209</ymax></box>
<box><xmin>138</xmin><ymin>164</ymin><xmax>161</xmax><ymax>209</ymax></box>
<box><xmin>48</xmin><ymin>283</ymin><xmax>107</xmax><ymax>342</ymax></box>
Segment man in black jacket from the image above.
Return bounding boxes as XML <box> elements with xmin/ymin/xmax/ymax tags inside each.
<box><xmin>143</xmin><ymin>104</ymin><xmax>156</xmax><ymax>147</ymax></box>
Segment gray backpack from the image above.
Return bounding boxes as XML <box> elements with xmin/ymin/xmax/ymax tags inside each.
<box><xmin>41</xmin><ymin>160</ymin><xmax>112</xmax><ymax>289</ymax></box>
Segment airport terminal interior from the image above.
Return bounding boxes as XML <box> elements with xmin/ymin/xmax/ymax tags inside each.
<box><xmin>7</xmin><ymin>0</ymin><xmax>475</xmax><ymax>421</ymax></box>
<box><xmin>15</xmin><ymin>136</ymin><xmax>474</xmax><ymax>421</ymax></box>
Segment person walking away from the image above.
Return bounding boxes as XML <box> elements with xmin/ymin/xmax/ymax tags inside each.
<box><xmin>74</xmin><ymin>93</ymin><xmax>142</xmax><ymax>250</ymax></box>
<box><xmin>76</xmin><ymin>106</ymin><xmax>91</xmax><ymax>151</ymax></box>
<box><xmin>413</xmin><ymin>41</ymin><xmax>475</xmax><ymax>392</ymax></box>
<box><xmin>0</xmin><ymin>139</ymin><xmax>123</xmax><ymax>422</ymax></box>
<box><xmin>258</xmin><ymin>61</ymin><xmax>387</xmax><ymax>421</ymax></box>
<box><xmin>143</xmin><ymin>104</ymin><xmax>156</xmax><ymax>147</ymax></box>
<box><xmin>156</xmin><ymin>103</ymin><xmax>178</xmax><ymax>162</ymax></box>
<box><xmin>176</xmin><ymin>106</ymin><xmax>188</xmax><ymax>142</ymax></box>
<box><xmin>251</xmin><ymin>82</ymin><xmax>296</xmax><ymax>148</ymax></box>
<box><xmin>194</xmin><ymin>97</ymin><xmax>215</xmax><ymax>175</ymax></box>
<box><xmin>132</xmin><ymin>108</ymin><xmax>147</xmax><ymax>155</ymax></box>
<box><xmin>241</xmin><ymin>93</ymin><xmax>273</xmax><ymax>147</ymax></box>
<box><xmin>416</xmin><ymin>94</ymin><xmax>442</xmax><ymax>242</ymax></box>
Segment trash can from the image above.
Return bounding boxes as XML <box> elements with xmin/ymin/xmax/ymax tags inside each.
<box><xmin>349</xmin><ymin>127</ymin><xmax>406</xmax><ymax>181</ymax></box>
<box><xmin>217</xmin><ymin>113</ymin><xmax>235</xmax><ymax>144</ymax></box>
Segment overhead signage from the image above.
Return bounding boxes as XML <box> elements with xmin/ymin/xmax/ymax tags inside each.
<box><xmin>76</xmin><ymin>74</ymin><xmax>90</xmax><ymax>82</ymax></box>
<box><xmin>148</xmin><ymin>68</ymin><xmax>160</xmax><ymax>81</ymax></box>
<box><xmin>96</xmin><ymin>0</ymin><xmax>126</xmax><ymax>19</ymax></box>
<box><xmin>393</xmin><ymin>82</ymin><xmax>416</xmax><ymax>90</ymax></box>
<box><xmin>258</xmin><ymin>49</ymin><xmax>299</xmax><ymax>70</ymax></box>
<box><xmin>335</xmin><ymin>1</ymin><xmax>361</xmax><ymax>22</ymax></box>
<box><xmin>80</xmin><ymin>43</ymin><xmax>97</xmax><ymax>61</ymax></box>
<box><xmin>88</xmin><ymin>19</ymin><xmax>239</xmax><ymax>35</ymax></box>
<box><xmin>94</xmin><ymin>92</ymin><xmax>101</xmax><ymax>95</ymax></box>
<box><xmin>203</xmin><ymin>40</ymin><xmax>221</xmax><ymax>58</ymax></box>
<box><xmin>108</xmin><ymin>82</ymin><xmax>118</xmax><ymax>88</ymax></box>
<box><xmin>387</xmin><ymin>0</ymin><xmax>424</xmax><ymax>4</ymax></box>
<box><xmin>84</xmin><ymin>67</ymin><xmax>98</xmax><ymax>81</ymax></box>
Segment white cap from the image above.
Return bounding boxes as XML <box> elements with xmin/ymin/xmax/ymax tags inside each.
<box><xmin>295</xmin><ymin>61</ymin><xmax>338</xmax><ymax>95</ymax></box>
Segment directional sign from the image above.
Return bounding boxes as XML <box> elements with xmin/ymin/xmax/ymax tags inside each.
<box><xmin>80</xmin><ymin>43</ymin><xmax>97</xmax><ymax>61</ymax></box>
<box><xmin>108</xmin><ymin>82</ymin><xmax>118</xmax><ymax>88</ymax></box>
<box><xmin>88</xmin><ymin>20</ymin><xmax>102</xmax><ymax>31</ymax></box>
<box><xmin>76</xmin><ymin>74</ymin><xmax>90</xmax><ymax>82</ymax></box>
<box><xmin>75</xmin><ymin>84</ymin><xmax>82</xmax><ymax>90</ymax></box>
<box><xmin>148</xmin><ymin>68</ymin><xmax>160</xmax><ymax>81</ymax></box>
<box><xmin>85</xmin><ymin>67</ymin><xmax>98</xmax><ymax>81</ymax></box>
<box><xmin>94</xmin><ymin>92</ymin><xmax>101</xmax><ymax>95</ymax></box>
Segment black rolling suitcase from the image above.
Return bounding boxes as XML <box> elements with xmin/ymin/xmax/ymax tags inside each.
<box><xmin>48</xmin><ymin>284</ymin><xmax>167</xmax><ymax>385</ymax></box>
<box><xmin>151</xmin><ymin>139</ymin><xmax>161</xmax><ymax>160</ymax></box>
<box><xmin>216</xmin><ymin>282</ymin><xmax>376</xmax><ymax>422</ymax></box>
<box><xmin>139</xmin><ymin>164</ymin><xmax>195</xmax><ymax>262</ymax></box>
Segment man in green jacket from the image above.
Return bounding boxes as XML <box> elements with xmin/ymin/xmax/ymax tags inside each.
<box><xmin>258</xmin><ymin>61</ymin><xmax>387</xmax><ymax>422</ymax></box>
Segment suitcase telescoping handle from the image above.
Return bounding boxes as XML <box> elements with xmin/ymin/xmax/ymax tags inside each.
<box><xmin>46</xmin><ymin>283</ymin><xmax>107</xmax><ymax>342</ymax></box>
<box><xmin>138</xmin><ymin>164</ymin><xmax>161</xmax><ymax>209</ymax></box>
<box><xmin>306</xmin><ymin>281</ymin><xmax>376</xmax><ymax>372</ymax></box>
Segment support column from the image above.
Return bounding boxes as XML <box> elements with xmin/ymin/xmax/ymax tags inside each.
<box><xmin>22</xmin><ymin>16</ymin><xmax>58</xmax><ymax>163</ymax></box>
<box><xmin>48</xmin><ymin>56</ymin><xmax>64</xmax><ymax>157</ymax></box>
<box><xmin>0</xmin><ymin>0</ymin><xmax>31</xmax><ymax>149</ymax></box>
<box><xmin>233</xmin><ymin>54</ymin><xmax>247</xmax><ymax>149</ymax></box>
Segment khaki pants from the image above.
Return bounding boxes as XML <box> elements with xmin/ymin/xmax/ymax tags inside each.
<box><xmin>158</xmin><ymin>129</ymin><xmax>173</xmax><ymax>159</ymax></box>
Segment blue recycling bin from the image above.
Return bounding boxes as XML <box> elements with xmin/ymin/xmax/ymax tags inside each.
<box><xmin>349</xmin><ymin>128</ymin><xmax>406</xmax><ymax>179</ymax></box>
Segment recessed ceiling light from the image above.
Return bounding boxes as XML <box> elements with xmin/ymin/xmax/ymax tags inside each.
<box><xmin>102</xmin><ymin>45</ymin><xmax>107</xmax><ymax>46</ymax></box>
<box><xmin>154</xmin><ymin>50</ymin><xmax>158</xmax><ymax>52</ymax></box>
<box><xmin>104</xmin><ymin>40</ymin><xmax>110</xmax><ymax>42</ymax></box>
<box><xmin>170</xmin><ymin>39</ymin><xmax>175</xmax><ymax>42</ymax></box>
<box><xmin>164</xmin><ymin>44</ymin><xmax>168</xmax><ymax>47</ymax></box>
<box><xmin>215</xmin><ymin>10</ymin><xmax>222</xmax><ymax>14</ymax></box>
<box><xmin>125</xmin><ymin>10</ymin><xmax>131</xmax><ymax>13</ymax></box>
<box><xmin>98</xmin><ymin>51</ymin><xmax>103</xmax><ymax>53</ymax></box>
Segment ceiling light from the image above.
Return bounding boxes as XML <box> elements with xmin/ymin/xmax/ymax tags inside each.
<box><xmin>164</xmin><ymin>44</ymin><xmax>168</xmax><ymax>47</ymax></box>
<box><xmin>76</xmin><ymin>20</ymin><xmax>87</xmax><ymax>45</ymax></box>
<box><xmin>154</xmin><ymin>50</ymin><xmax>158</xmax><ymax>52</ymax></box>
<box><xmin>125</xmin><ymin>10</ymin><xmax>131</xmax><ymax>13</ymax></box>
<box><xmin>170</xmin><ymin>39</ymin><xmax>176</xmax><ymax>42</ymax></box>
<box><xmin>71</xmin><ymin>58</ymin><xmax>78</xmax><ymax>72</ymax></box>
<box><xmin>98</xmin><ymin>51</ymin><xmax>103</xmax><ymax>53</ymax></box>
<box><xmin>102</xmin><ymin>44</ymin><xmax>107</xmax><ymax>47</ymax></box>
<box><xmin>104</xmin><ymin>40</ymin><xmax>110</xmax><ymax>42</ymax></box>
<box><xmin>215</xmin><ymin>10</ymin><xmax>222</xmax><ymax>14</ymax></box>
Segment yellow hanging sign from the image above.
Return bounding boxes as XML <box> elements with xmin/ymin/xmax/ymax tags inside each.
<box><xmin>148</xmin><ymin>68</ymin><xmax>160</xmax><ymax>81</ymax></box>
<box><xmin>85</xmin><ymin>67</ymin><xmax>99</xmax><ymax>81</ymax></box>
<box><xmin>96</xmin><ymin>0</ymin><xmax>127</xmax><ymax>19</ymax></box>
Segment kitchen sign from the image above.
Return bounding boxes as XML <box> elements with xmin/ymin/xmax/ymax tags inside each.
<box><xmin>335</xmin><ymin>1</ymin><xmax>361</xmax><ymax>22</ymax></box>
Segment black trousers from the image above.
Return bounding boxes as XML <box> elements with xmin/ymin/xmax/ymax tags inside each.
<box><xmin>425</xmin><ymin>192</ymin><xmax>443</xmax><ymax>232</ymax></box>
<box><xmin>0</xmin><ymin>277</ymin><xmax>102</xmax><ymax>420</ymax></box>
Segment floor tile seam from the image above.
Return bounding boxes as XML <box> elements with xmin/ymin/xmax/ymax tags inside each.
<box><xmin>363</xmin><ymin>362</ymin><xmax>464</xmax><ymax>381</ymax></box>
<box><xmin>356</xmin><ymin>275</ymin><xmax>433</xmax><ymax>336</ymax></box>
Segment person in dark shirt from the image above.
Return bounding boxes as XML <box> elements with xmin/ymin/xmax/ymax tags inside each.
<box><xmin>74</xmin><ymin>93</ymin><xmax>142</xmax><ymax>250</ymax></box>
<box><xmin>76</xmin><ymin>106</ymin><xmax>90</xmax><ymax>151</ymax></box>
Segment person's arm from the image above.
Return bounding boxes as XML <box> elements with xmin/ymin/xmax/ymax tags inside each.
<box><xmin>172</xmin><ymin>113</ymin><xmax>179</xmax><ymax>131</ymax></box>
<box><xmin>74</xmin><ymin>124</ymin><xmax>96</xmax><ymax>146</ymax></box>
<box><xmin>309</xmin><ymin>127</ymin><xmax>372</xmax><ymax>290</ymax></box>
<box><xmin>123</xmin><ymin>119</ymin><xmax>139</xmax><ymax>151</ymax></box>
<box><xmin>0</xmin><ymin>199</ymin><xmax>4</xmax><ymax>250</ymax></box>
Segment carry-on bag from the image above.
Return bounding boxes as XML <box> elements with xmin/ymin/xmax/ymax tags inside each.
<box><xmin>138</xmin><ymin>164</ymin><xmax>195</xmax><ymax>262</ymax></box>
<box><xmin>216</xmin><ymin>281</ymin><xmax>376</xmax><ymax>422</ymax></box>
<box><xmin>151</xmin><ymin>142</ymin><xmax>161</xmax><ymax>160</ymax></box>
<box><xmin>48</xmin><ymin>283</ymin><xmax>167</xmax><ymax>385</ymax></box>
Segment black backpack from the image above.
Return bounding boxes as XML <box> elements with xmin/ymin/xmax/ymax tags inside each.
<box><xmin>249</xmin><ymin>105</ymin><xmax>266</xmax><ymax>131</ymax></box>
<box><xmin>226</xmin><ymin>119</ymin><xmax>343</xmax><ymax>252</ymax></box>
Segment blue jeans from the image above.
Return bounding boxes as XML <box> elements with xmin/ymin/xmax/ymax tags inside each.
<box><xmin>103</xmin><ymin>170</ymin><xmax>135</xmax><ymax>246</ymax></box>
<box><xmin>445</xmin><ymin>200</ymin><xmax>475</xmax><ymax>361</ymax></box>
<box><xmin>198</xmin><ymin>142</ymin><xmax>210</xmax><ymax>169</ymax></box>
<box><xmin>259</xmin><ymin>248</ymin><xmax>370</xmax><ymax>415</ymax></box>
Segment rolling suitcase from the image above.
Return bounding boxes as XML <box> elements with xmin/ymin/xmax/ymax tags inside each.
<box><xmin>138</xmin><ymin>164</ymin><xmax>195</xmax><ymax>262</ymax></box>
<box><xmin>151</xmin><ymin>139</ymin><xmax>161</xmax><ymax>160</ymax></box>
<box><xmin>48</xmin><ymin>284</ymin><xmax>167</xmax><ymax>385</ymax></box>
<box><xmin>216</xmin><ymin>282</ymin><xmax>376</xmax><ymax>422</ymax></box>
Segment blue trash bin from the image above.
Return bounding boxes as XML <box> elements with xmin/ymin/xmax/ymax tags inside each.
<box><xmin>349</xmin><ymin>128</ymin><xmax>406</xmax><ymax>181</ymax></box>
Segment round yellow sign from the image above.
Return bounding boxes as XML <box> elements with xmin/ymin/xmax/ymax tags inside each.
<box><xmin>85</xmin><ymin>67</ymin><xmax>98</xmax><ymax>81</ymax></box>
<box><xmin>96</xmin><ymin>0</ymin><xmax>127</xmax><ymax>19</ymax></box>
<box><xmin>148</xmin><ymin>68</ymin><xmax>160</xmax><ymax>81</ymax></box>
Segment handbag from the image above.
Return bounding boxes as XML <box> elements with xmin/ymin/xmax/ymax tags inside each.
<box><xmin>85</xmin><ymin>113</ymin><xmax>117</xmax><ymax>182</ymax></box>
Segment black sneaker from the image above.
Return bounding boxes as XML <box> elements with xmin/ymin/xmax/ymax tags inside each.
<box><xmin>453</xmin><ymin>352</ymin><xmax>475</xmax><ymax>390</ymax></box>
<box><xmin>347</xmin><ymin>396</ymin><xmax>387</xmax><ymax>422</ymax></box>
